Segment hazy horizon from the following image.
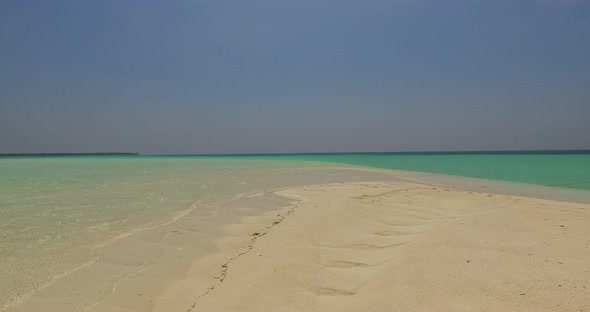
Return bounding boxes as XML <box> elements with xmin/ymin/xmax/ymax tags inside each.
<box><xmin>1</xmin><ymin>0</ymin><xmax>589</xmax><ymax>154</ymax></box>
<box><xmin>9</xmin><ymin>147</ymin><xmax>590</xmax><ymax>155</ymax></box>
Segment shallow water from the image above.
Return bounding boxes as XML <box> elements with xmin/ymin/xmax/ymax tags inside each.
<box><xmin>1</xmin><ymin>154</ymin><xmax>589</xmax><ymax>310</ymax></box>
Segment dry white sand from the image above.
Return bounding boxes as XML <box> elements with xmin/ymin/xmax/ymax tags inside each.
<box><xmin>184</xmin><ymin>182</ymin><xmax>589</xmax><ymax>312</ymax></box>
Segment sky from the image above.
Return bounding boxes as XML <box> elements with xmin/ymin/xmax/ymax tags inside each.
<box><xmin>1</xmin><ymin>0</ymin><xmax>589</xmax><ymax>154</ymax></box>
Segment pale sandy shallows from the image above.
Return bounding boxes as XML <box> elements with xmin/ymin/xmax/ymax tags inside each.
<box><xmin>185</xmin><ymin>182</ymin><xmax>589</xmax><ymax>312</ymax></box>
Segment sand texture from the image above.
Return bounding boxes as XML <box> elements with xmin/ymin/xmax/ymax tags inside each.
<box><xmin>190</xmin><ymin>182</ymin><xmax>589</xmax><ymax>312</ymax></box>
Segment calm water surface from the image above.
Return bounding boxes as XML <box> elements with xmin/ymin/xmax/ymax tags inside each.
<box><xmin>245</xmin><ymin>152</ymin><xmax>590</xmax><ymax>190</ymax></box>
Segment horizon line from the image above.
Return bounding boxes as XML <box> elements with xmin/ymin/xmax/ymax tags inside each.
<box><xmin>2</xmin><ymin>149</ymin><xmax>590</xmax><ymax>157</ymax></box>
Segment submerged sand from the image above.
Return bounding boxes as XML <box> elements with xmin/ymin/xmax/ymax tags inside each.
<box><xmin>6</xmin><ymin>177</ymin><xmax>589</xmax><ymax>311</ymax></box>
<box><xmin>188</xmin><ymin>182</ymin><xmax>589</xmax><ymax>311</ymax></box>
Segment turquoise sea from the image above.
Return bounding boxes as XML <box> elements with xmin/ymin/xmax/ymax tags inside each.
<box><xmin>245</xmin><ymin>151</ymin><xmax>590</xmax><ymax>191</ymax></box>
<box><xmin>1</xmin><ymin>151</ymin><xmax>589</xmax><ymax>310</ymax></box>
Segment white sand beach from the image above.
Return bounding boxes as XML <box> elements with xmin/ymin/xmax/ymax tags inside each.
<box><xmin>164</xmin><ymin>181</ymin><xmax>589</xmax><ymax>312</ymax></box>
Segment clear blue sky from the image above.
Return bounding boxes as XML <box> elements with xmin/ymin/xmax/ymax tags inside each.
<box><xmin>1</xmin><ymin>0</ymin><xmax>589</xmax><ymax>154</ymax></box>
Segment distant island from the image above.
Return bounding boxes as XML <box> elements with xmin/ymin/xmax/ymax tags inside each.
<box><xmin>0</xmin><ymin>153</ymin><xmax>139</xmax><ymax>158</ymax></box>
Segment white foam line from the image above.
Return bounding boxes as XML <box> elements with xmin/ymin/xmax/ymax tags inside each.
<box><xmin>1</xmin><ymin>256</ymin><xmax>99</xmax><ymax>312</ymax></box>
